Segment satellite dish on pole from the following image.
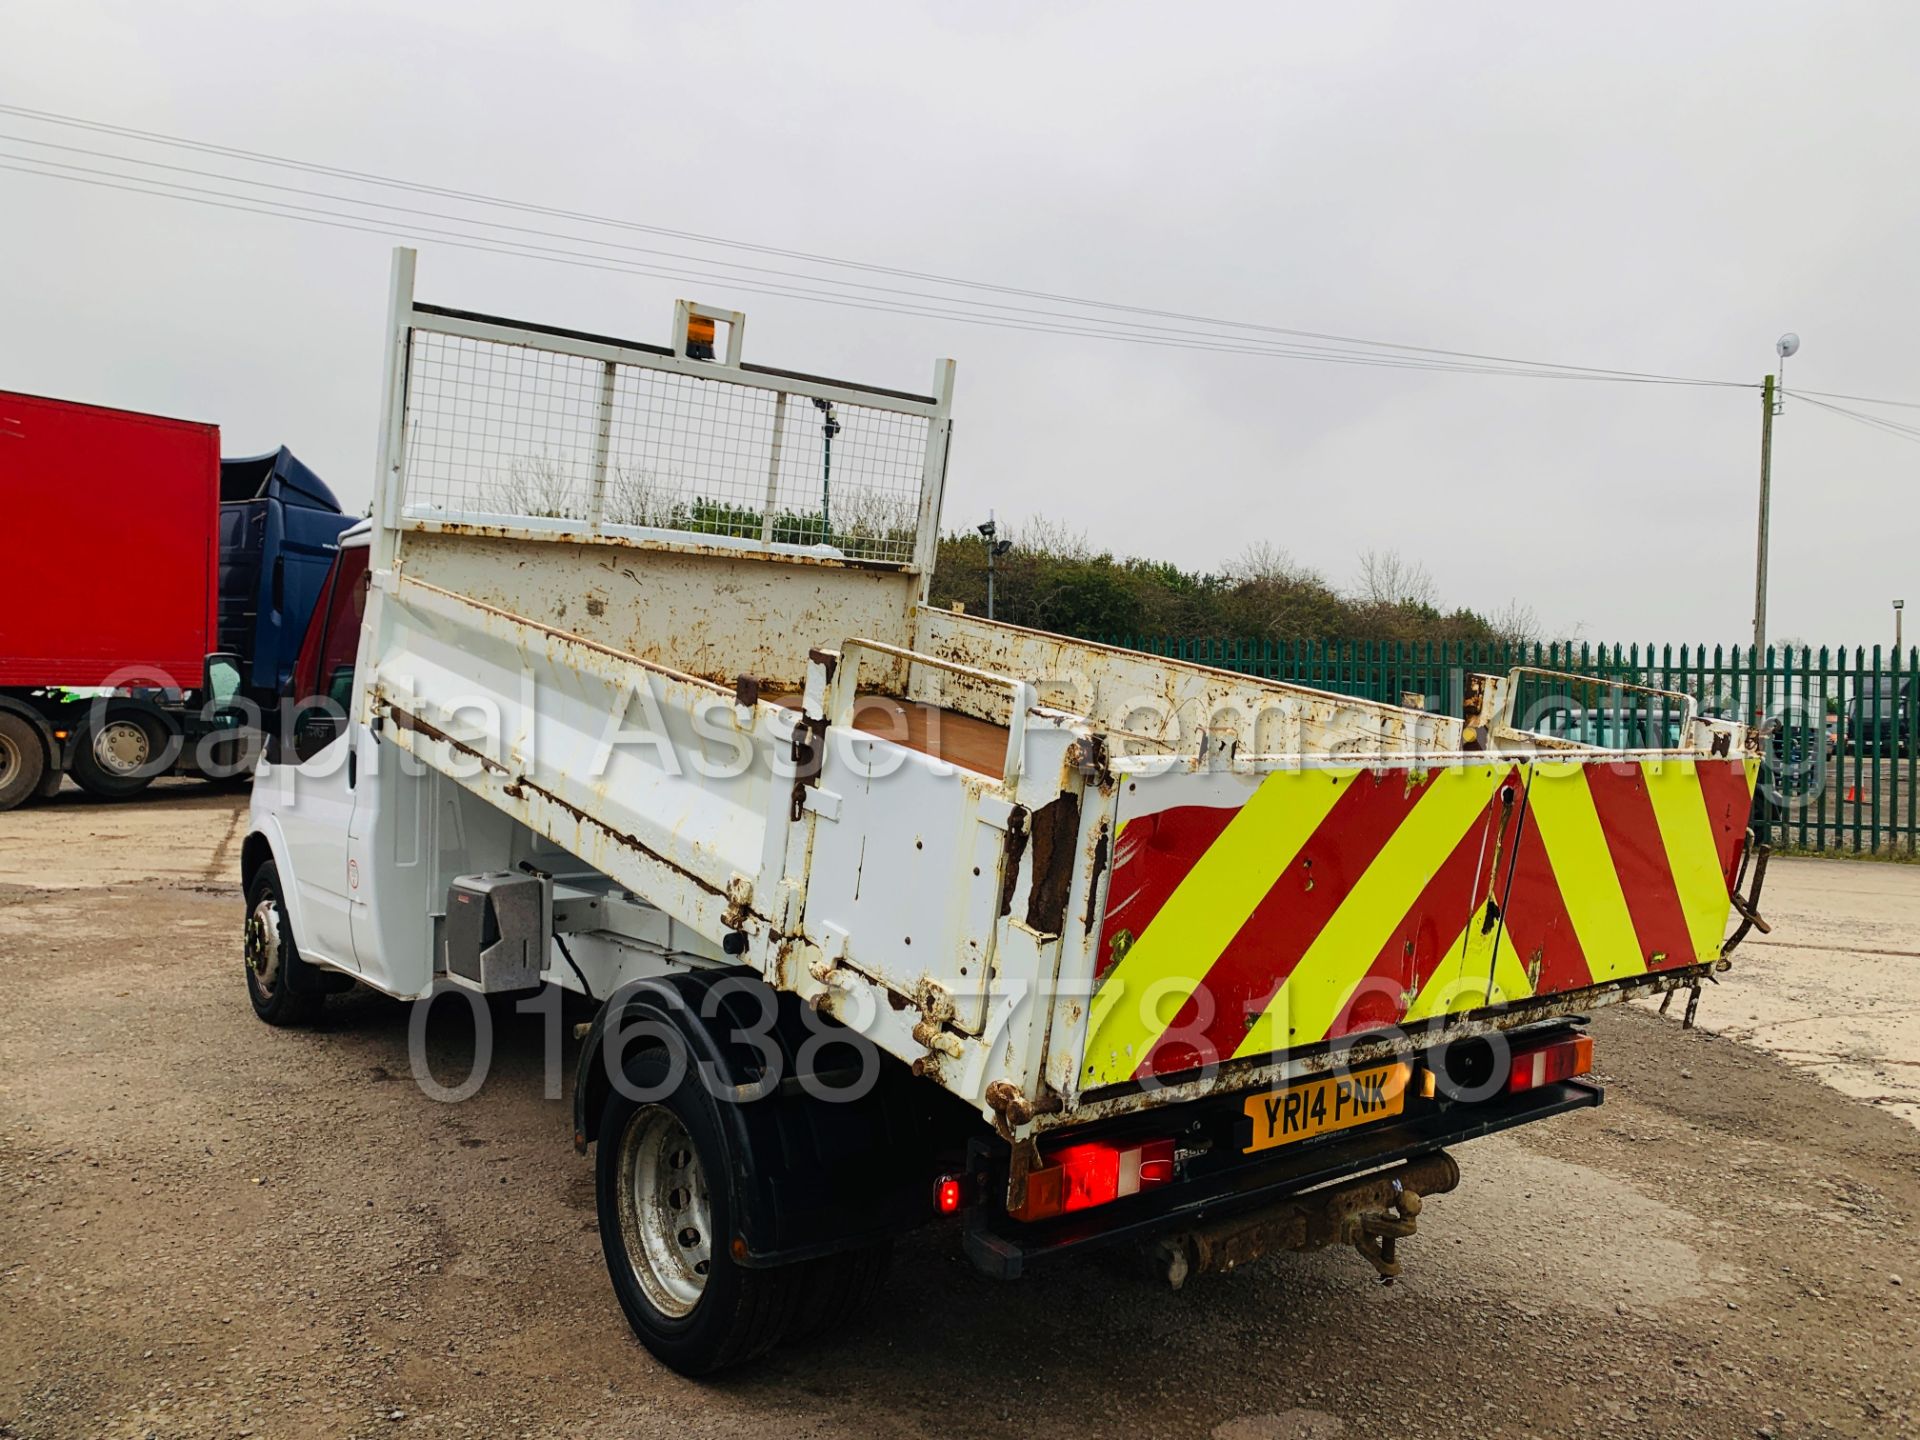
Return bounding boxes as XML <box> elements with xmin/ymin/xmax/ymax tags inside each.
<box><xmin>1776</xmin><ymin>333</ymin><xmax>1801</xmax><ymax>359</ymax></box>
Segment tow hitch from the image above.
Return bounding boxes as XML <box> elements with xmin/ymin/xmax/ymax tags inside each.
<box><xmin>1661</xmin><ymin>833</ymin><xmax>1771</xmax><ymax>1029</ymax></box>
<box><xmin>1149</xmin><ymin>1152</ymin><xmax>1460</xmax><ymax>1288</ymax></box>
<box><xmin>1721</xmin><ymin>837</ymin><xmax>1772</xmax><ymax>957</ymax></box>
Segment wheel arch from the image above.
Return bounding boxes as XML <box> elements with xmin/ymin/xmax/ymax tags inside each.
<box><xmin>574</xmin><ymin>969</ymin><xmax>959</xmax><ymax>1267</ymax></box>
<box><xmin>239</xmin><ymin>820</ymin><xmax>309</xmax><ymax>946</ymax></box>
<box><xmin>240</xmin><ymin>829</ymin><xmax>277</xmax><ymax>897</ymax></box>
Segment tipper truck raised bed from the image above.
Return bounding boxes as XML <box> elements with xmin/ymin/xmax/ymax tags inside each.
<box><xmin>0</xmin><ymin>390</ymin><xmax>351</xmax><ymax>808</ymax></box>
<box><xmin>243</xmin><ymin>250</ymin><xmax>1771</xmax><ymax>1374</ymax></box>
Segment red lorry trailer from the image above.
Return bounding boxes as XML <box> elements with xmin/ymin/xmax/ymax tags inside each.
<box><xmin>0</xmin><ymin>392</ymin><xmax>223</xmax><ymax>807</ymax></box>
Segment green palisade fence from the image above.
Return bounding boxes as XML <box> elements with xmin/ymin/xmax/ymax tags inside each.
<box><xmin>1101</xmin><ymin>638</ymin><xmax>1920</xmax><ymax>857</ymax></box>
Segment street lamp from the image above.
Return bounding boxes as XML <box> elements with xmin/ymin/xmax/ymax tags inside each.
<box><xmin>1752</xmin><ymin>332</ymin><xmax>1799</xmax><ymax>672</ymax></box>
<box><xmin>811</xmin><ymin>397</ymin><xmax>839</xmax><ymax>540</ymax></box>
<box><xmin>977</xmin><ymin>515</ymin><xmax>1013</xmax><ymax>620</ymax></box>
<box><xmin>1896</xmin><ymin>599</ymin><xmax>1906</xmax><ymax>659</ymax></box>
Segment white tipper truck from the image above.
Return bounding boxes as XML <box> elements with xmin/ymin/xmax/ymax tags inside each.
<box><xmin>243</xmin><ymin>250</ymin><xmax>1770</xmax><ymax>1374</ymax></box>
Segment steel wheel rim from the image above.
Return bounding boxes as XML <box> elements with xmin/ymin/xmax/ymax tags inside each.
<box><xmin>246</xmin><ymin>897</ymin><xmax>282</xmax><ymax>993</ymax></box>
<box><xmin>615</xmin><ymin>1105</ymin><xmax>712</xmax><ymax>1318</ymax></box>
<box><xmin>93</xmin><ymin>719</ymin><xmax>150</xmax><ymax>777</ymax></box>
<box><xmin>0</xmin><ymin>731</ymin><xmax>18</xmax><ymax>786</ymax></box>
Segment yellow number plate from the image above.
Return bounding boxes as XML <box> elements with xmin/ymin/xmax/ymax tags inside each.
<box><xmin>1243</xmin><ymin>1062</ymin><xmax>1412</xmax><ymax>1153</ymax></box>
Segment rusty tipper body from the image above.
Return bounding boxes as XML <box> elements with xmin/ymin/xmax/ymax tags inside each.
<box><xmin>243</xmin><ymin>250</ymin><xmax>1767</xmax><ymax>1374</ymax></box>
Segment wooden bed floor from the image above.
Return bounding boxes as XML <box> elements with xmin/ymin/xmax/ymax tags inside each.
<box><xmin>772</xmin><ymin>693</ymin><xmax>1009</xmax><ymax>777</ymax></box>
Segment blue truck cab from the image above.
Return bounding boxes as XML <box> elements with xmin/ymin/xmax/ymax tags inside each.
<box><xmin>217</xmin><ymin>448</ymin><xmax>354</xmax><ymax>704</ymax></box>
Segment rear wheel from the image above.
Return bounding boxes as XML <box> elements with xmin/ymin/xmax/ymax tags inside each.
<box><xmin>244</xmin><ymin>861</ymin><xmax>325</xmax><ymax>1027</ymax></box>
<box><xmin>71</xmin><ymin>712</ymin><xmax>168</xmax><ymax>799</ymax></box>
<box><xmin>596</xmin><ymin>1050</ymin><xmax>802</xmax><ymax>1375</ymax></box>
<box><xmin>788</xmin><ymin>1241</ymin><xmax>892</xmax><ymax>1342</ymax></box>
<box><xmin>0</xmin><ymin>712</ymin><xmax>47</xmax><ymax>812</ymax></box>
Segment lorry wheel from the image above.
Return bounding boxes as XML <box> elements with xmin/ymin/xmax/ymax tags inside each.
<box><xmin>0</xmin><ymin>712</ymin><xmax>47</xmax><ymax>811</ymax></box>
<box><xmin>596</xmin><ymin>1051</ymin><xmax>802</xmax><ymax>1375</ymax></box>
<box><xmin>70</xmin><ymin>713</ymin><xmax>167</xmax><ymax>799</ymax></box>
<box><xmin>244</xmin><ymin>862</ymin><xmax>325</xmax><ymax>1027</ymax></box>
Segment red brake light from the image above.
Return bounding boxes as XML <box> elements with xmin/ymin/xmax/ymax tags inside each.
<box><xmin>1009</xmin><ymin>1137</ymin><xmax>1174</xmax><ymax>1222</ymax></box>
<box><xmin>935</xmin><ymin>1176</ymin><xmax>964</xmax><ymax>1215</ymax></box>
<box><xmin>1507</xmin><ymin>1034</ymin><xmax>1594</xmax><ymax>1093</ymax></box>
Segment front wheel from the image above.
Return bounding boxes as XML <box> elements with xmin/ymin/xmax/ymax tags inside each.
<box><xmin>244</xmin><ymin>861</ymin><xmax>325</xmax><ymax>1027</ymax></box>
<box><xmin>596</xmin><ymin>1051</ymin><xmax>802</xmax><ymax>1375</ymax></box>
<box><xmin>71</xmin><ymin>712</ymin><xmax>169</xmax><ymax>799</ymax></box>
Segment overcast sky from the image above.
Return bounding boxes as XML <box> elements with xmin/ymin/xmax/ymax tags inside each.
<box><xmin>4</xmin><ymin>2</ymin><xmax>1916</xmax><ymax>646</ymax></box>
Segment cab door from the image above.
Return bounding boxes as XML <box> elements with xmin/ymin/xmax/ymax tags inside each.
<box><xmin>269</xmin><ymin>541</ymin><xmax>369</xmax><ymax>972</ymax></box>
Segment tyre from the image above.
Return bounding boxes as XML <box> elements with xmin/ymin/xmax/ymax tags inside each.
<box><xmin>70</xmin><ymin>711</ymin><xmax>169</xmax><ymax>799</ymax></box>
<box><xmin>788</xmin><ymin>1240</ymin><xmax>892</xmax><ymax>1343</ymax></box>
<box><xmin>243</xmin><ymin>861</ymin><xmax>326</xmax><ymax>1027</ymax></box>
<box><xmin>0</xmin><ymin>711</ymin><xmax>47</xmax><ymax>812</ymax></box>
<box><xmin>596</xmin><ymin>1050</ymin><xmax>803</xmax><ymax>1375</ymax></box>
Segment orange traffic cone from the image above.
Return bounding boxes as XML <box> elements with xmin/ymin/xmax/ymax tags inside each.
<box><xmin>1844</xmin><ymin>784</ymin><xmax>1862</xmax><ymax>803</ymax></box>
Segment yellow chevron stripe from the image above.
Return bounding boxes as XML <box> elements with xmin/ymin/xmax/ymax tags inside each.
<box><xmin>1643</xmin><ymin>758</ymin><xmax>1735</xmax><ymax>962</ymax></box>
<box><xmin>1487</xmin><ymin>930</ymin><xmax>1536</xmax><ymax>1006</ymax></box>
<box><xmin>1234</xmin><ymin>764</ymin><xmax>1508</xmax><ymax>1058</ymax></box>
<box><xmin>1081</xmin><ymin>768</ymin><xmax>1358</xmax><ymax>1086</ymax></box>
<box><xmin>1402</xmin><ymin>908</ymin><xmax>1512</xmax><ymax>1022</ymax></box>
<box><xmin>1525</xmin><ymin>761</ymin><xmax>1643</xmax><ymax>981</ymax></box>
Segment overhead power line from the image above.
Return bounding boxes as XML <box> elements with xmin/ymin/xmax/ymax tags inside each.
<box><xmin>2</xmin><ymin>149</ymin><xmax>1745</xmax><ymax>383</ymax></box>
<box><xmin>10</xmin><ymin>151</ymin><xmax>1718</xmax><ymax>378</ymax></box>
<box><xmin>2</xmin><ymin>131</ymin><xmax>1673</xmax><ymax>375</ymax></box>
<box><xmin>1786</xmin><ymin>392</ymin><xmax>1920</xmax><ymax>447</ymax></box>
<box><xmin>0</xmin><ymin>101</ymin><xmax>1758</xmax><ymax>392</ymax></box>
<box><xmin>1786</xmin><ymin>387</ymin><xmax>1920</xmax><ymax>412</ymax></box>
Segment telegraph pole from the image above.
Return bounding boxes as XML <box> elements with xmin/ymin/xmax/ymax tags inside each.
<box><xmin>1752</xmin><ymin>333</ymin><xmax>1798</xmax><ymax>723</ymax></box>
<box><xmin>1752</xmin><ymin>372</ymin><xmax>1776</xmax><ymax>663</ymax></box>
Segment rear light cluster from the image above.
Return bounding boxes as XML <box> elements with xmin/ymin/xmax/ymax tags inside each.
<box><xmin>1009</xmin><ymin>1136</ymin><xmax>1175</xmax><ymax>1223</ymax></box>
<box><xmin>1507</xmin><ymin>1033</ymin><xmax>1594</xmax><ymax>1093</ymax></box>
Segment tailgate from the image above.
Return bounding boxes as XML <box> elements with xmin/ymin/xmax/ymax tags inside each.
<box><xmin>1079</xmin><ymin>753</ymin><xmax>1757</xmax><ymax>1088</ymax></box>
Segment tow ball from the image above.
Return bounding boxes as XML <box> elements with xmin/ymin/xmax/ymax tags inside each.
<box><xmin>1347</xmin><ymin>1181</ymin><xmax>1422</xmax><ymax>1283</ymax></box>
<box><xmin>1147</xmin><ymin>1153</ymin><xmax>1458</xmax><ymax>1290</ymax></box>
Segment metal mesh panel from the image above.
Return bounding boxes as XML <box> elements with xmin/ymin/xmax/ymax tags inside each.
<box><xmin>399</xmin><ymin>329</ymin><xmax>930</xmax><ymax>564</ymax></box>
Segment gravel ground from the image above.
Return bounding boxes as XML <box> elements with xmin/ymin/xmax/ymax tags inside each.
<box><xmin>1</xmin><ymin>785</ymin><xmax>1917</xmax><ymax>1439</ymax></box>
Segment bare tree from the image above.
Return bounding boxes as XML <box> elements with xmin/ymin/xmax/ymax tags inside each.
<box><xmin>1224</xmin><ymin>541</ymin><xmax>1323</xmax><ymax>587</ymax></box>
<box><xmin>490</xmin><ymin>454</ymin><xmax>581</xmax><ymax>520</ymax></box>
<box><xmin>1490</xmin><ymin>597</ymin><xmax>1542</xmax><ymax>646</ymax></box>
<box><xmin>1355</xmin><ymin>548</ymin><xmax>1438</xmax><ymax>609</ymax></box>
<box><xmin>1017</xmin><ymin>514</ymin><xmax>1092</xmax><ymax>560</ymax></box>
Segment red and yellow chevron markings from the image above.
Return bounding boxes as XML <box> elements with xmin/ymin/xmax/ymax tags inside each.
<box><xmin>1081</xmin><ymin>754</ymin><xmax>1756</xmax><ymax>1088</ymax></box>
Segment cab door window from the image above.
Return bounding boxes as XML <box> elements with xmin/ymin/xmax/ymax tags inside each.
<box><xmin>289</xmin><ymin>545</ymin><xmax>369</xmax><ymax>761</ymax></box>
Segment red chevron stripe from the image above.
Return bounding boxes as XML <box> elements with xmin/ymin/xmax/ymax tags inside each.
<box><xmin>1696</xmin><ymin>759</ymin><xmax>1753</xmax><ymax>890</ymax></box>
<box><xmin>1093</xmin><ymin>803</ymin><xmax>1239</xmax><ymax>981</ymax></box>
<box><xmin>1494</xmin><ymin>798</ymin><xmax>1592</xmax><ymax>998</ymax></box>
<box><xmin>1135</xmin><ymin>768</ymin><xmax>1437</xmax><ymax>1078</ymax></box>
<box><xmin>1585</xmin><ymin>765</ymin><xmax>1693</xmax><ymax>970</ymax></box>
<box><xmin>1328</xmin><ymin>777</ymin><xmax>1517</xmax><ymax>1038</ymax></box>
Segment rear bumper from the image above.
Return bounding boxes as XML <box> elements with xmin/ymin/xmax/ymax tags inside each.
<box><xmin>963</xmin><ymin>1076</ymin><xmax>1601</xmax><ymax>1280</ymax></box>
